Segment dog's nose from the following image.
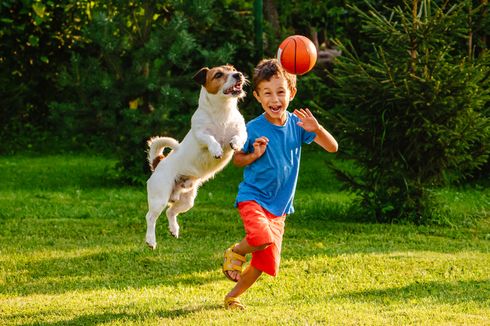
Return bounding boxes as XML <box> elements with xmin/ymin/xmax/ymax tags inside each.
<box><xmin>233</xmin><ymin>72</ymin><xmax>243</xmax><ymax>80</ymax></box>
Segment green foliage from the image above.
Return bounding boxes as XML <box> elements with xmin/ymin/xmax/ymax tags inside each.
<box><xmin>48</xmin><ymin>0</ymin><xmax>255</xmax><ymax>183</ymax></box>
<box><xmin>328</xmin><ymin>0</ymin><xmax>490</xmax><ymax>223</ymax></box>
<box><xmin>0</xmin><ymin>0</ymin><xmax>90</xmax><ymax>152</ymax></box>
<box><xmin>1</xmin><ymin>0</ymin><xmax>488</xmax><ymax>193</ymax></box>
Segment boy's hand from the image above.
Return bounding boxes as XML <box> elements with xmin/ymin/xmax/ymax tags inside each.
<box><xmin>294</xmin><ymin>108</ymin><xmax>320</xmax><ymax>133</ymax></box>
<box><xmin>295</xmin><ymin>108</ymin><xmax>339</xmax><ymax>153</ymax></box>
<box><xmin>232</xmin><ymin>136</ymin><xmax>269</xmax><ymax>167</ymax></box>
<box><xmin>252</xmin><ymin>136</ymin><xmax>269</xmax><ymax>159</ymax></box>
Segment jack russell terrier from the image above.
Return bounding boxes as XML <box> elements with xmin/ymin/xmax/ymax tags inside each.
<box><xmin>145</xmin><ymin>65</ymin><xmax>247</xmax><ymax>249</ymax></box>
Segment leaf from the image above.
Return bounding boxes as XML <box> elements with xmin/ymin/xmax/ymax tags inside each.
<box><xmin>381</xmin><ymin>204</ymin><xmax>395</xmax><ymax>214</ymax></box>
<box><xmin>33</xmin><ymin>15</ymin><xmax>44</xmax><ymax>26</ymax></box>
<box><xmin>32</xmin><ymin>3</ymin><xmax>46</xmax><ymax>18</ymax></box>
<box><xmin>28</xmin><ymin>35</ymin><xmax>39</xmax><ymax>47</ymax></box>
<box><xmin>129</xmin><ymin>98</ymin><xmax>139</xmax><ymax>110</ymax></box>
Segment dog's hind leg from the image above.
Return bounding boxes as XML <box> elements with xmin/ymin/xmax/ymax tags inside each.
<box><xmin>166</xmin><ymin>185</ymin><xmax>198</xmax><ymax>238</ymax></box>
<box><xmin>145</xmin><ymin>171</ymin><xmax>173</xmax><ymax>249</ymax></box>
<box><xmin>145</xmin><ymin>206</ymin><xmax>164</xmax><ymax>250</ymax></box>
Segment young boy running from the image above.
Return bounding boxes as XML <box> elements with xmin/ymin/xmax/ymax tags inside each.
<box><xmin>222</xmin><ymin>58</ymin><xmax>338</xmax><ymax>309</ymax></box>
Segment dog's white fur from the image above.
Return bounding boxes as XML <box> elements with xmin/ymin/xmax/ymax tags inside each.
<box><xmin>145</xmin><ymin>65</ymin><xmax>247</xmax><ymax>249</ymax></box>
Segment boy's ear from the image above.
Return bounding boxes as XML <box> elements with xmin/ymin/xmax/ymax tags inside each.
<box><xmin>289</xmin><ymin>87</ymin><xmax>297</xmax><ymax>100</ymax></box>
<box><xmin>193</xmin><ymin>67</ymin><xmax>209</xmax><ymax>85</ymax></box>
<box><xmin>253</xmin><ymin>90</ymin><xmax>261</xmax><ymax>103</ymax></box>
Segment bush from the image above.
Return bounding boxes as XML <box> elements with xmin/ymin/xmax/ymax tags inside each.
<box><xmin>0</xmin><ymin>0</ymin><xmax>89</xmax><ymax>153</ymax></box>
<box><xmin>49</xmin><ymin>0</ymin><xmax>255</xmax><ymax>184</ymax></box>
<box><xmin>328</xmin><ymin>0</ymin><xmax>489</xmax><ymax>223</ymax></box>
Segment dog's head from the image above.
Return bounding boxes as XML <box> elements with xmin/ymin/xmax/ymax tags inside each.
<box><xmin>193</xmin><ymin>65</ymin><xmax>246</xmax><ymax>99</ymax></box>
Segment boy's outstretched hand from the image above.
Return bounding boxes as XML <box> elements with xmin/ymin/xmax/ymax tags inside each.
<box><xmin>293</xmin><ymin>108</ymin><xmax>320</xmax><ymax>133</ymax></box>
<box><xmin>294</xmin><ymin>108</ymin><xmax>339</xmax><ymax>153</ymax></box>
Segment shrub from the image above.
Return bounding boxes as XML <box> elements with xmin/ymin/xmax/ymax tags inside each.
<box><xmin>328</xmin><ymin>0</ymin><xmax>489</xmax><ymax>223</ymax></box>
<box><xmin>49</xmin><ymin>0</ymin><xmax>255</xmax><ymax>184</ymax></box>
<box><xmin>0</xmin><ymin>0</ymin><xmax>90</xmax><ymax>153</ymax></box>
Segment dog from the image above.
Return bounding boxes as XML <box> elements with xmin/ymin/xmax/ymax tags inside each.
<box><xmin>145</xmin><ymin>65</ymin><xmax>248</xmax><ymax>249</ymax></box>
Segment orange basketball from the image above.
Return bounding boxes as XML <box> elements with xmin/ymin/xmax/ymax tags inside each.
<box><xmin>277</xmin><ymin>35</ymin><xmax>317</xmax><ymax>75</ymax></box>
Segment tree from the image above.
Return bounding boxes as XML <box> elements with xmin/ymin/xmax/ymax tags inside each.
<box><xmin>328</xmin><ymin>0</ymin><xmax>489</xmax><ymax>223</ymax></box>
<box><xmin>0</xmin><ymin>0</ymin><xmax>90</xmax><ymax>152</ymax></box>
<box><xmin>50</xmin><ymin>0</ymin><xmax>255</xmax><ymax>183</ymax></box>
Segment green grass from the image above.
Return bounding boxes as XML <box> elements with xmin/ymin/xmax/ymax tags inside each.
<box><xmin>0</xmin><ymin>152</ymin><xmax>489</xmax><ymax>325</ymax></box>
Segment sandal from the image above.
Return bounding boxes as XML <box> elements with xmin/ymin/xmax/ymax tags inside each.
<box><xmin>224</xmin><ymin>296</ymin><xmax>245</xmax><ymax>310</ymax></box>
<box><xmin>222</xmin><ymin>243</ymin><xmax>246</xmax><ymax>282</ymax></box>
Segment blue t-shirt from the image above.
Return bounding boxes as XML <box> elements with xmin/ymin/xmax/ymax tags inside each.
<box><xmin>235</xmin><ymin>112</ymin><xmax>316</xmax><ymax>216</ymax></box>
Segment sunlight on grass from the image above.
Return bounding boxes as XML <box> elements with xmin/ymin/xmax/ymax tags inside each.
<box><xmin>2</xmin><ymin>249</ymin><xmax>488</xmax><ymax>325</ymax></box>
<box><xmin>0</xmin><ymin>153</ymin><xmax>489</xmax><ymax>325</ymax></box>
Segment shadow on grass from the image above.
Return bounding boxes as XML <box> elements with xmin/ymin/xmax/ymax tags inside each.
<box><xmin>334</xmin><ymin>279</ymin><xmax>490</xmax><ymax>305</ymax></box>
<box><xmin>284</xmin><ymin>216</ymin><xmax>490</xmax><ymax>259</ymax></box>
<box><xmin>12</xmin><ymin>304</ymin><xmax>223</xmax><ymax>326</ymax></box>
<box><xmin>0</xmin><ymin>244</ymin><xmax>228</xmax><ymax>296</ymax></box>
<box><xmin>2</xmin><ymin>215</ymin><xmax>488</xmax><ymax>298</ymax></box>
<box><xmin>0</xmin><ymin>155</ymin><xmax>125</xmax><ymax>191</ymax></box>
<box><xmin>1</xmin><ymin>152</ymin><xmax>488</xmax><ymax>303</ymax></box>
<box><xmin>2</xmin><ymin>196</ymin><xmax>488</xmax><ymax>297</ymax></box>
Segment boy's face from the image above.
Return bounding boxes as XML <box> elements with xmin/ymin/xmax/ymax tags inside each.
<box><xmin>253</xmin><ymin>75</ymin><xmax>297</xmax><ymax>125</ymax></box>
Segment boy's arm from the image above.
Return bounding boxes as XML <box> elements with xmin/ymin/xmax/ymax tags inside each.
<box><xmin>312</xmin><ymin>125</ymin><xmax>338</xmax><ymax>153</ymax></box>
<box><xmin>294</xmin><ymin>108</ymin><xmax>338</xmax><ymax>153</ymax></box>
<box><xmin>233</xmin><ymin>136</ymin><xmax>269</xmax><ymax>167</ymax></box>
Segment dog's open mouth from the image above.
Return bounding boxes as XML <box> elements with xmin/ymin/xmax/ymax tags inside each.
<box><xmin>224</xmin><ymin>82</ymin><xmax>243</xmax><ymax>96</ymax></box>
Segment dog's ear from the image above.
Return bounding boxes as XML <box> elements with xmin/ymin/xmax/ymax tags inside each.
<box><xmin>193</xmin><ymin>67</ymin><xmax>209</xmax><ymax>86</ymax></box>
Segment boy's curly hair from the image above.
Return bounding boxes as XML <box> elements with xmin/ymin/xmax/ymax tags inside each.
<box><xmin>253</xmin><ymin>58</ymin><xmax>296</xmax><ymax>93</ymax></box>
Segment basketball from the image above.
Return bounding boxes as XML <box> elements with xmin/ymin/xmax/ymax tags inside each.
<box><xmin>277</xmin><ymin>35</ymin><xmax>317</xmax><ymax>75</ymax></box>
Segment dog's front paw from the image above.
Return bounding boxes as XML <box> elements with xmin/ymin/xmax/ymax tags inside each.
<box><xmin>208</xmin><ymin>143</ymin><xmax>223</xmax><ymax>159</ymax></box>
<box><xmin>229</xmin><ymin>136</ymin><xmax>245</xmax><ymax>151</ymax></box>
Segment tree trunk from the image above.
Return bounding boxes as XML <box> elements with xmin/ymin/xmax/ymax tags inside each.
<box><xmin>263</xmin><ymin>0</ymin><xmax>280</xmax><ymax>36</ymax></box>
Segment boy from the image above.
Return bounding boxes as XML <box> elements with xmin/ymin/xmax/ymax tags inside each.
<box><xmin>222</xmin><ymin>58</ymin><xmax>338</xmax><ymax>309</ymax></box>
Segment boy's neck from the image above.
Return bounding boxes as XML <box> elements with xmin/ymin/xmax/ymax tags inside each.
<box><xmin>264</xmin><ymin>112</ymin><xmax>288</xmax><ymax>126</ymax></box>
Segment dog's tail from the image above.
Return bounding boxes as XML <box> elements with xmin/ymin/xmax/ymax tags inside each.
<box><xmin>147</xmin><ymin>136</ymin><xmax>180</xmax><ymax>171</ymax></box>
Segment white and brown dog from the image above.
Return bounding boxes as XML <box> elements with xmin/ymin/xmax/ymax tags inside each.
<box><xmin>145</xmin><ymin>65</ymin><xmax>247</xmax><ymax>249</ymax></box>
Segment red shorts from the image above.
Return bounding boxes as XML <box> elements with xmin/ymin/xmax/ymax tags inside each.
<box><xmin>238</xmin><ymin>201</ymin><xmax>286</xmax><ymax>276</ymax></box>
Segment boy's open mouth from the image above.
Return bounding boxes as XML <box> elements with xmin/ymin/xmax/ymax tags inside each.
<box><xmin>269</xmin><ymin>106</ymin><xmax>282</xmax><ymax>113</ymax></box>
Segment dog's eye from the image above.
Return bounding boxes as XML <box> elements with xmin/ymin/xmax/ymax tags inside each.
<box><xmin>214</xmin><ymin>72</ymin><xmax>223</xmax><ymax>79</ymax></box>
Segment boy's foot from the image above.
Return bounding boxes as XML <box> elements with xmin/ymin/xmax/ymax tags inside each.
<box><xmin>222</xmin><ymin>243</ymin><xmax>246</xmax><ymax>282</ymax></box>
<box><xmin>224</xmin><ymin>296</ymin><xmax>245</xmax><ymax>310</ymax></box>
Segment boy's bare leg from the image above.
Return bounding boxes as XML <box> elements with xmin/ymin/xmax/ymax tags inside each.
<box><xmin>226</xmin><ymin>265</ymin><xmax>263</xmax><ymax>299</ymax></box>
<box><xmin>235</xmin><ymin>237</ymin><xmax>270</xmax><ymax>255</ymax></box>
<box><xmin>225</xmin><ymin>237</ymin><xmax>270</xmax><ymax>281</ymax></box>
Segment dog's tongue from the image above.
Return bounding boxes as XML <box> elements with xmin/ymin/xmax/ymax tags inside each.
<box><xmin>225</xmin><ymin>82</ymin><xmax>242</xmax><ymax>94</ymax></box>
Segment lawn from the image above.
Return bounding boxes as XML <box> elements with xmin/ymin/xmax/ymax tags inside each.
<box><xmin>0</xmin><ymin>151</ymin><xmax>489</xmax><ymax>325</ymax></box>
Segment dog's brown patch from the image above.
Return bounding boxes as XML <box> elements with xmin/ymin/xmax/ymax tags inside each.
<box><xmin>206</xmin><ymin>66</ymin><xmax>233</xmax><ymax>94</ymax></box>
<box><xmin>151</xmin><ymin>154</ymin><xmax>165</xmax><ymax>171</ymax></box>
<box><xmin>193</xmin><ymin>65</ymin><xmax>237</xmax><ymax>94</ymax></box>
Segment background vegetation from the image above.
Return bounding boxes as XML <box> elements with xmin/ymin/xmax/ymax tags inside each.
<box><xmin>329</xmin><ymin>1</ymin><xmax>489</xmax><ymax>223</ymax></box>
<box><xmin>1</xmin><ymin>0</ymin><xmax>488</xmax><ymax>222</ymax></box>
<box><xmin>1</xmin><ymin>1</ymin><xmax>488</xmax><ymax>323</ymax></box>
